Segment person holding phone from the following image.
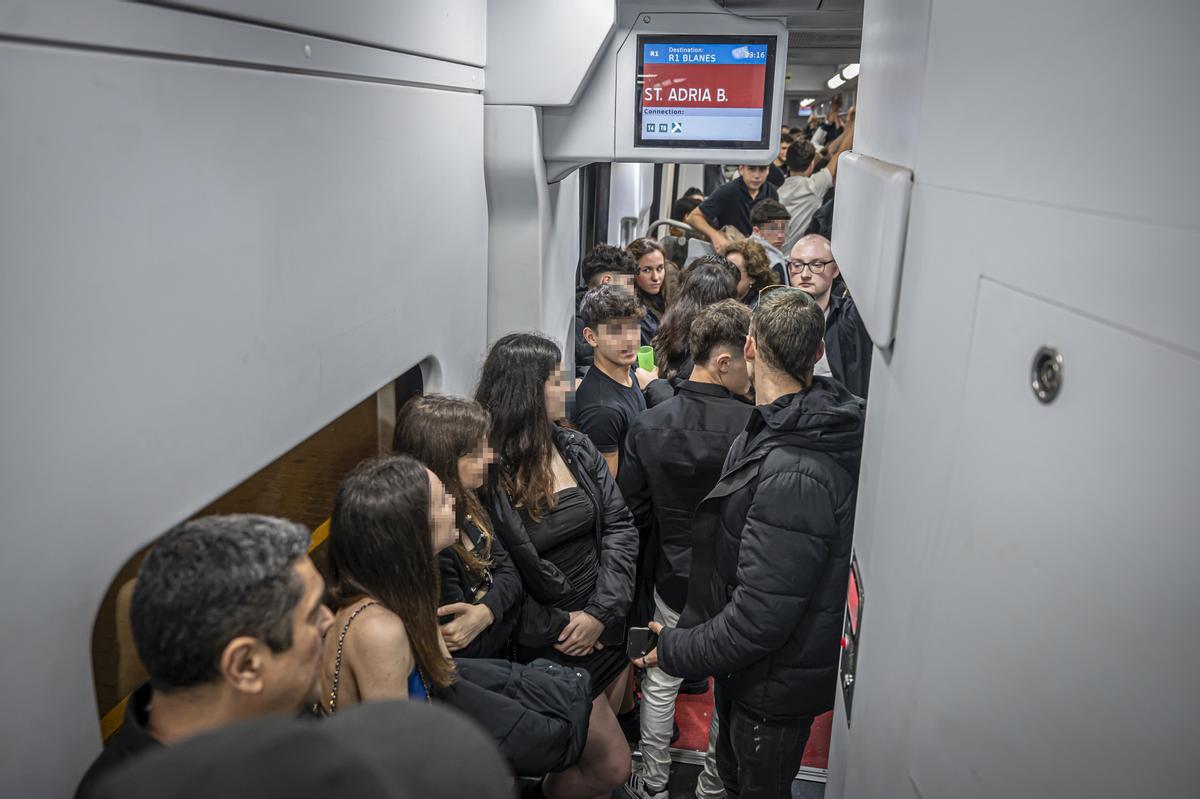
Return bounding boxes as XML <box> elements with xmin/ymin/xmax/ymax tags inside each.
<box><xmin>619</xmin><ymin>300</ymin><xmax>755</xmax><ymax>799</ymax></box>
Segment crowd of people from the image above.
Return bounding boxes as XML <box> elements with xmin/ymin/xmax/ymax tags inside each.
<box><xmin>78</xmin><ymin>105</ymin><xmax>871</xmax><ymax>799</ymax></box>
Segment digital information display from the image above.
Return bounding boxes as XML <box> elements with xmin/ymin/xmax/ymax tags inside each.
<box><xmin>635</xmin><ymin>35</ymin><xmax>776</xmax><ymax>149</ymax></box>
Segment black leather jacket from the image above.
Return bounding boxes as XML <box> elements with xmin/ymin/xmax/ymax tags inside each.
<box><xmin>487</xmin><ymin>426</ymin><xmax>639</xmax><ymax>648</ymax></box>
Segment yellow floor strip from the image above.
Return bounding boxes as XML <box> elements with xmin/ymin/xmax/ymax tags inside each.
<box><xmin>99</xmin><ymin>518</ymin><xmax>332</xmax><ymax>742</ymax></box>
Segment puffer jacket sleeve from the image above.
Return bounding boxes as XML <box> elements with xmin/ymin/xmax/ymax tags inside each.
<box><xmin>578</xmin><ymin>437</ymin><xmax>639</xmax><ymax>629</ymax></box>
<box><xmin>659</xmin><ymin>467</ymin><xmax>836</xmax><ymax>679</ymax></box>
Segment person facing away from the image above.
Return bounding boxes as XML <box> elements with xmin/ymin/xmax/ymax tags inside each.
<box><xmin>685</xmin><ymin>164</ymin><xmax>780</xmax><ymax>254</ymax></box>
<box><xmin>574</xmin><ymin>284</ymin><xmax>648</xmax><ymax>477</ymax></box>
<box><xmin>574</xmin><ymin>244</ymin><xmax>638</xmax><ymax>378</ymax></box>
<box><xmin>474</xmin><ymin>332</ymin><xmax>638</xmax><ymax>799</ymax></box>
<box><xmin>618</xmin><ymin>300</ymin><xmax>756</xmax><ymax>799</ymax></box>
<box><xmin>392</xmin><ymin>394</ymin><xmax>524</xmax><ymax>660</ymax></box>
<box><xmin>787</xmin><ymin>234</ymin><xmax>874</xmax><ymax>399</ymax></box>
<box><xmin>320</xmin><ymin>455</ymin><xmax>460</xmax><ymax>713</ymax></box>
<box><xmin>722</xmin><ymin>239</ymin><xmax>780</xmax><ymax>308</ymax></box>
<box><xmin>645</xmin><ymin>256</ymin><xmax>740</xmax><ymax>406</ymax></box>
<box><xmin>748</xmin><ymin>198</ymin><xmax>791</xmax><ymax>284</ymax></box>
<box><xmin>779</xmin><ymin>106</ymin><xmax>855</xmax><ymax>251</ymax></box>
<box><xmin>627</xmin><ymin>237</ymin><xmax>676</xmax><ymax>348</ymax></box>
<box><xmin>639</xmin><ymin>287</ymin><xmax>866</xmax><ymax>799</ymax></box>
<box><xmin>76</xmin><ymin>515</ymin><xmax>334</xmax><ymax>798</ymax></box>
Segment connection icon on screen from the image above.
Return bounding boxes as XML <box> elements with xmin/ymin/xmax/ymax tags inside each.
<box><xmin>658</xmin><ymin>123</ymin><xmax>668</xmax><ymax>132</ymax></box>
<box><xmin>671</xmin><ymin>121</ymin><xmax>683</xmax><ymax>133</ymax></box>
<box><xmin>645</xmin><ymin>123</ymin><xmax>655</xmax><ymax>133</ymax></box>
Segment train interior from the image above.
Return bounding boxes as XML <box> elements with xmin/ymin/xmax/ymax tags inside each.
<box><xmin>2</xmin><ymin>0</ymin><xmax>1198</xmax><ymax>796</ymax></box>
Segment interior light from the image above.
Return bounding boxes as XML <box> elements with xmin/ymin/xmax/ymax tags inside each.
<box><xmin>800</xmin><ymin>98</ymin><xmax>814</xmax><ymax>108</ymax></box>
<box><xmin>827</xmin><ymin>74</ymin><xmax>845</xmax><ymax>90</ymax></box>
<box><xmin>842</xmin><ymin>63</ymin><xmax>860</xmax><ymax>80</ymax></box>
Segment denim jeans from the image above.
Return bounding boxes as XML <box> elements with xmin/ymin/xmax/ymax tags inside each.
<box><xmin>713</xmin><ymin>684</ymin><xmax>814</xmax><ymax>799</ymax></box>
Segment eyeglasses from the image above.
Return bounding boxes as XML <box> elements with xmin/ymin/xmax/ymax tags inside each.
<box><xmin>787</xmin><ymin>259</ymin><xmax>834</xmax><ymax>274</ymax></box>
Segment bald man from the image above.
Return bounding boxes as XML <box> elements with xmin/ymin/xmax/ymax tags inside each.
<box><xmin>786</xmin><ymin>235</ymin><xmax>874</xmax><ymax>398</ymax></box>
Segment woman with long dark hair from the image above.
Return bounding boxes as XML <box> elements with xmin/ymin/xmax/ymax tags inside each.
<box><xmin>627</xmin><ymin>237</ymin><xmax>677</xmax><ymax>347</ymax></box>
<box><xmin>475</xmin><ymin>332</ymin><xmax>637</xmax><ymax>799</ymax></box>
<box><xmin>320</xmin><ymin>455</ymin><xmax>458</xmax><ymax>709</ymax></box>
<box><xmin>652</xmin><ymin>256</ymin><xmax>740</xmax><ymax>384</ymax></box>
<box><xmin>393</xmin><ymin>394</ymin><xmax>523</xmax><ymax>660</ymax></box>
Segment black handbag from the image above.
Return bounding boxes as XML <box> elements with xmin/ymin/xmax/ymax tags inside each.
<box><xmin>434</xmin><ymin>657</ymin><xmax>592</xmax><ymax>777</ymax></box>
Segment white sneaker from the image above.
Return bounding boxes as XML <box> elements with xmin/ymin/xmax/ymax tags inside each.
<box><xmin>624</xmin><ymin>770</ymin><xmax>668</xmax><ymax>799</ymax></box>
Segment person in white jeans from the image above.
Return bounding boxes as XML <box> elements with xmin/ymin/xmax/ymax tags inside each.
<box><xmin>628</xmin><ymin>590</ymin><xmax>724</xmax><ymax>799</ymax></box>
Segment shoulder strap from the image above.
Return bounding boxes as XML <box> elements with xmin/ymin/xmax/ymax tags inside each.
<box><xmin>327</xmin><ymin>600</ymin><xmax>378</xmax><ymax>715</ymax></box>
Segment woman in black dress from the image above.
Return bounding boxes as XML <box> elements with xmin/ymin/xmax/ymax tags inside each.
<box><xmin>393</xmin><ymin>394</ymin><xmax>523</xmax><ymax>660</ymax></box>
<box><xmin>476</xmin><ymin>332</ymin><xmax>638</xmax><ymax>799</ymax></box>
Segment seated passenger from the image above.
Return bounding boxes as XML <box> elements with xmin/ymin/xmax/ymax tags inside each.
<box><xmin>88</xmin><ymin>700</ymin><xmax>515</xmax><ymax>799</ymax></box>
<box><xmin>780</xmin><ymin>107</ymin><xmax>855</xmax><ymax>250</ymax></box>
<box><xmin>392</xmin><ymin>394</ymin><xmax>524</xmax><ymax>660</ymax></box>
<box><xmin>320</xmin><ymin>455</ymin><xmax>458</xmax><ymax>711</ymax></box>
<box><xmin>627</xmin><ymin>237</ymin><xmax>675</xmax><ymax>348</ymax></box>
<box><xmin>722</xmin><ymin>239</ymin><xmax>780</xmax><ymax>307</ymax></box>
<box><xmin>475</xmin><ymin>332</ymin><xmax>637</xmax><ymax>799</ymax></box>
<box><xmin>685</xmin><ymin>164</ymin><xmax>779</xmax><ymax>254</ymax></box>
<box><xmin>76</xmin><ymin>515</ymin><xmax>333</xmax><ymax>798</ymax></box>
<box><xmin>574</xmin><ymin>245</ymin><xmax>638</xmax><ymax>378</ymax></box>
<box><xmin>787</xmin><ymin>234</ymin><xmax>874</xmax><ymax>398</ymax></box>
<box><xmin>643</xmin><ymin>287</ymin><xmax>866</xmax><ymax>799</ymax></box>
<box><xmin>749</xmin><ymin>198</ymin><xmax>791</xmax><ymax>283</ymax></box>
<box><xmin>574</xmin><ymin>284</ymin><xmax>647</xmax><ymax>476</ymax></box>
<box><xmin>647</xmin><ymin>257</ymin><xmax>740</xmax><ymax>405</ymax></box>
<box><xmin>619</xmin><ymin>300</ymin><xmax>756</xmax><ymax>799</ymax></box>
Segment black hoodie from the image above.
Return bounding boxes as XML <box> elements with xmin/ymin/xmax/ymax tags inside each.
<box><xmin>659</xmin><ymin>377</ymin><xmax>865</xmax><ymax>721</ymax></box>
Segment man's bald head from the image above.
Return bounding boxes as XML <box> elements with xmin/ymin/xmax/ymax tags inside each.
<box><xmin>787</xmin><ymin>235</ymin><xmax>840</xmax><ymax>306</ymax></box>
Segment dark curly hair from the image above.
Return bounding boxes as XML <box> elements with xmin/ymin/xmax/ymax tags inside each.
<box><xmin>581</xmin><ymin>244</ymin><xmax>637</xmax><ymax>287</ymax></box>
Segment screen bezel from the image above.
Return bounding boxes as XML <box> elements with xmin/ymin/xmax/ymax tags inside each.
<box><xmin>634</xmin><ymin>33</ymin><xmax>777</xmax><ymax>150</ymax></box>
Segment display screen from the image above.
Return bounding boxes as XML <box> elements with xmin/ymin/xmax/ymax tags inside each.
<box><xmin>635</xmin><ymin>35</ymin><xmax>776</xmax><ymax>149</ymax></box>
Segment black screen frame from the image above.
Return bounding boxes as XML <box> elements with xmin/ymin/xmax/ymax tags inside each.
<box><xmin>634</xmin><ymin>33</ymin><xmax>778</xmax><ymax>150</ymax></box>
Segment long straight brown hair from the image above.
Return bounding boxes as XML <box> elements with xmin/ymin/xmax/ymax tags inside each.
<box><xmin>628</xmin><ymin>237</ymin><xmax>677</xmax><ymax>313</ymax></box>
<box><xmin>393</xmin><ymin>394</ymin><xmax>494</xmax><ymax>580</ymax></box>
<box><xmin>327</xmin><ymin>456</ymin><xmax>454</xmax><ymax>689</ymax></box>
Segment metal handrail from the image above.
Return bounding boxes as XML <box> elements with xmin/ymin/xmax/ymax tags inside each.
<box><xmin>645</xmin><ymin>218</ymin><xmax>697</xmax><ymax>236</ymax></box>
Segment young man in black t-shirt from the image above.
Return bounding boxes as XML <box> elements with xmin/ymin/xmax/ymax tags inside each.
<box><xmin>574</xmin><ymin>245</ymin><xmax>639</xmax><ymax>379</ymax></box>
<box><xmin>574</xmin><ymin>284</ymin><xmax>646</xmax><ymax>476</ymax></box>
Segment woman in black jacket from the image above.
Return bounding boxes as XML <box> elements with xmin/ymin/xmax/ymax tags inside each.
<box><xmin>393</xmin><ymin>394</ymin><xmax>523</xmax><ymax>660</ymax></box>
<box><xmin>627</xmin><ymin>237</ymin><xmax>677</xmax><ymax>347</ymax></box>
<box><xmin>475</xmin><ymin>332</ymin><xmax>638</xmax><ymax>799</ymax></box>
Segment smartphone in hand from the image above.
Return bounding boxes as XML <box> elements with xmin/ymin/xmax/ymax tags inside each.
<box><xmin>626</xmin><ymin>626</ymin><xmax>659</xmax><ymax>659</ymax></box>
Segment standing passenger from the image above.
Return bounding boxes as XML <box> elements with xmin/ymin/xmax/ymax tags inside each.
<box><xmin>722</xmin><ymin>239</ymin><xmax>780</xmax><ymax>307</ymax></box>
<box><xmin>685</xmin><ymin>164</ymin><xmax>780</xmax><ymax>253</ymax></box>
<box><xmin>575</xmin><ymin>245</ymin><xmax>639</xmax><ymax>378</ymax></box>
<box><xmin>639</xmin><ymin>288</ymin><xmax>866</xmax><ymax>799</ymax></box>
<box><xmin>574</xmin><ymin>285</ymin><xmax>648</xmax><ymax>476</ymax></box>
<box><xmin>627</xmin><ymin>237</ymin><xmax>675</xmax><ymax>348</ymax></box>
<box><xmin>748</xmin><ymin>198</ymin><xmax>791</xmax><ymax>283</ymax></box>
<box><xmin>392</xmin><ymin>395</ymin><xmax>524</xmax><ymax>659</ymax></box>
<box><xmin>475</xmin><ymin>332</ymin><xmax>637</xmax><ymax>799</ymax></box>
<box><xmin>649</xmin><ymin>257</ymin><xmax>740</xmax><ymax>399</ymax></box>
<box><xmin>779</xmin><ymin>108</ymin><xmax>855</xmax><ymax>250</ymax></box>
<box><xmin>619</xmin><ymin>301</ymin><xmax>755</xmax><ymax>799</ymax></box>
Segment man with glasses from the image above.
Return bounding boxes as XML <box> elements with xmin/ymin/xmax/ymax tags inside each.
<box><xmin>787</xmin><ymin>234</ymin><xmax>874</xmax><ymax>398</ymax></box>
<box><xmin>748</xmin><ymin>199</ymin><xmax>791</xmax><ymax>284</ymax></box>
<box><xmin>686</xmin><ymin>164</ymin><xmax>780</xmax><ymax>255</ymax></box>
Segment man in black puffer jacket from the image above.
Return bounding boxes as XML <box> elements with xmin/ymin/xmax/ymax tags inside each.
<box><xmin>641</xmin><ymin>286</ymin><xmax>865</xmax><ymax>799</ymax></box>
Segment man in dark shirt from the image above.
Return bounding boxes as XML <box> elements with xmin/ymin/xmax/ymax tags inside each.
<box><xmin>767</xmin><ymin>133</ymin><xmax>793</xmax><ymax>188</ymax></box>
<box><xmin>573</xmin><ymin>284</ymin><xmax>646</xmax><ymax>476</ymax></box>
<box><xmin>685</xmin><ymin>164</ymin><xmax>779</xmax><ymax>254</ymax></box>
<box><xmin>574</xmin><ymin>245</ymin><xmax>639</xmax><ymax>379</ymax></box>
<box><xmin>75</xmin><ymin>516</ymin><xmax>334</xmax><ymax>798</ymax></box>
<box><xmin>619</xmin><ymin>300</ymin><xmax>754</xmax><ymax>799</ymax></box>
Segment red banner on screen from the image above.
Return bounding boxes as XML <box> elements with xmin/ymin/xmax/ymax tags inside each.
<box><xmin>640</xmin><ymin>64</ymin><xmax>767</xmax><ymax>109</ymax></box>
